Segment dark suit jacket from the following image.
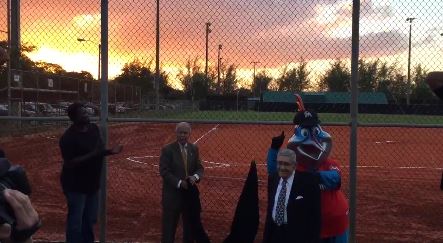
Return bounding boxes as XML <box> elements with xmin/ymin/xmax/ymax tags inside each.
<box><xmin>159</xmin><ymin>141</ymin><xmax>204</xmax><ymax>209</ymax></box>
<box><xmin>263</xmin><ymin>171</ymin><xmax>321</xmax><ymax>243</ymax></box>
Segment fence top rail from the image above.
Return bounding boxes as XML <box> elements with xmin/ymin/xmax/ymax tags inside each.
<box><xmin>0</xmin><ymin>116</ymin><xmax>442</xmax><ymax>128</ymax></box>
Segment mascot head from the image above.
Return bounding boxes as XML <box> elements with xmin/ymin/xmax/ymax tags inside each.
<box><xmin>287</xmin><ymin>94</ymin><xmax>332</xmax><ymax>170</ymax></box>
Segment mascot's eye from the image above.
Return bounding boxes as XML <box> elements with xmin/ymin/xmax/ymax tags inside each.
<box><xmin>312</xmin><ymin>127</ymin><xmax>320</xmax><ymax>136</ymax></box>
<box><xmin>300</xmin><ymin>128</ymin><xmax>309</xmax><ymax>137</ymax></box>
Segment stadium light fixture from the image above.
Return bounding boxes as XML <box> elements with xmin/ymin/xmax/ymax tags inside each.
<box><xmin>77</xmin><ymin>38</ymin><xmax>101</xmax><ymax>81</ymax></box>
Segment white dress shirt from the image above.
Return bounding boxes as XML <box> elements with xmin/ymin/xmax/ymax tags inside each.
<box><xmin>272</xmin><ymin>171</ymin><xmax>295</xmax><ymax>224</ymax></box>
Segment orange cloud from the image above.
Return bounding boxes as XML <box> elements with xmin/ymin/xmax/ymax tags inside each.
<box><xmin>0</xmin><ymin>0</ymin><xmax>440</xmax><ymax>89</ymax></box>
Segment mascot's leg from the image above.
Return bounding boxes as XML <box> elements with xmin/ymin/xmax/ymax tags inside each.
<box><xmin>321</xmin><ymin>229</ymin><xmax>349</xmax><ymax>243</ymax></box>
<box><xmin>334</xmin><ymin>229</ymin><xmax>349</xmax><ymax>243</ymax></box>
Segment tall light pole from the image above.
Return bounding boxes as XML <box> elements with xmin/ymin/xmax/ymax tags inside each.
<box><xmin>251</xmin><ymin>61</ymin><xmax>261</xmax><ymax>113</ymax></box>
<box><xmin>77</xmin><ymin>38</ymin><xmax>101</xmax><ymax>80</ymax></box>
<box><xmin>406</xmin><ymin>17</ymin><xmax>416</xmax><ymax>105</ymax></box>
<box><xmin>217</xmin><ymin>44</ymin><xmax>222</xmax><ymax>94</ymax></box>
<box><xmin>205</xmin><ymin>22</ymin><xmax>211</xmax><ymax>79</ymax></box>
<box><xmin>251</xmin><ymin>61</ymin><xmax>260</xmax><ymax>97</ymax></box>
<box><xmin>77</xmin><ymin>38</ymin><xmax>101</xmax><ymax>103</ymax></box>
<box><xmin>155</xmin><ymin>0</ymin><xmax>160</xmax><ymax>110</ymax></box>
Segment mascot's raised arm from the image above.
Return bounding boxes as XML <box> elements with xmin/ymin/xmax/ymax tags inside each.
<box><xmin>266</xmin><ymin>94</ymin><xmax>350</xmax><ymax>242</ymax></box>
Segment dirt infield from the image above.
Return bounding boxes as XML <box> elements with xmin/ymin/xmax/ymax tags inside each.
<box><xmin>1</xmin><ymin>123</ymin><xmax>442</xmax><ymax>242</ymax></box>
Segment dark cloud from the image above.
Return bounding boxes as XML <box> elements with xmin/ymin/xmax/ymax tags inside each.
<box><xmin>0</xmin><ymin>0</ymin><xmax>425</xmax><ymax>70</ymax></box>
<box><xmin>360</xmin><ymin>31</ymin><xmax>407</xmax><ymax>57</ymax></box>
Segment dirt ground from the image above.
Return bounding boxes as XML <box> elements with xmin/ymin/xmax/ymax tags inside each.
<box><xmin>1</xmin><ymin>123</ymin><xmax>442</xmax><ymax>242</ymax></box>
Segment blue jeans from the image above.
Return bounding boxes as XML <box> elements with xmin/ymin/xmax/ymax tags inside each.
<box><xmin>64</xmin><ymin>191</ymin><xmax>99</xmax><ymax>243</ymax></box>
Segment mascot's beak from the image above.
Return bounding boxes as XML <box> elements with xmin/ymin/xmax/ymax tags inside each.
<box><xmin>297</xmin><ymin>142</ymin><xmax>324</xmax><ymax>161</ymax></box>
<box><xmin>311</xmin><ymin>135</ymin><xmax>326</xmax><ymax>152</ymax></box>
<box><xmin>290</xmin><ymin>133</ymin><xmax>327</xmax><ymax>161</ymax></box>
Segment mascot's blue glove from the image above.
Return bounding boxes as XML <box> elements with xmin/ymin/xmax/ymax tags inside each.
<box><xmin>316</xmin><ymin>170</ymin><xmax>341</xmax><ymax>190</ymax></box>
<box><xmin>271</xmin><ymin>131</ymin><xmax>285</xmax><ymax>150</ymax></box>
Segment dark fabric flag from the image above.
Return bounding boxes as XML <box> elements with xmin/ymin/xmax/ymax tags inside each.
<box><xmin>223</xmin><ymin>161</ymin><xmax>259</xmax><ymax>243</ymax></box>
<box><xmin>182</xmin><ymin>183</ymin><xmax>211</xmax><ymax>243</ymax></box>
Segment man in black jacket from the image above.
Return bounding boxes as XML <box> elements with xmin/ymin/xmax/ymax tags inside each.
<box><xmin>59</xmin><ymin>102</ymin><xmax>122</xmax><ymax>243</ymax></box>
<box><xmin>263</xmin><ymin>148</ymin><xmax>321</xmax><ymax>243</ymax></box>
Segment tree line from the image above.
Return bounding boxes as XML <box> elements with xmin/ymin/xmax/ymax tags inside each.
<box><xmin>115</xmin><ymin>57</ymin><xmax>437</xmax><ymax>104</ymax></box>
<box><xmin>0</xmin><ymin>41</ymin><xmax>438</xmax><ymax>104</ymax></box>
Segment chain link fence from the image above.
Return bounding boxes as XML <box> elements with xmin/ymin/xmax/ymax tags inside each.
<box><xmin>0</xmin><ymin>0</ymin><xmax>442</xmax><ymax>242</ymax></box>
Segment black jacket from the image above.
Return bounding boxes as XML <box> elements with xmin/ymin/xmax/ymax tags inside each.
<box><xmin>263</xmin><ymin>171</ymin><xmax>321</xmax><ymax>243</ymax></box>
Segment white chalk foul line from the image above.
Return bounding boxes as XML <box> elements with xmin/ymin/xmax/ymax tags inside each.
<box><xmin>374</xmin><ymin>140</ymin><xmax>397</xmax><ymax>144</ymax></box>
<box><xmin>126</xmin><ymin>124</ymin><xmax>221</xmax><ymax>166</ymax></box>
<box><xmin>126</xmin><ymin>155</ymin><xmax>229</xmax><ymax>169</ymax></box>
<box><xmin>193</xmin><ymin>124</ymin><xmax>220</xmax><ymax>144</ymax></box>
<box><xmin>126</xmin><ymin>155</ymin><xmax>158</xmax><ymax>166</ymax></box>
<box><xmin>352</xmin><ymin>165</ymin><xmax>442</xmax><ymax>170</ymax></box>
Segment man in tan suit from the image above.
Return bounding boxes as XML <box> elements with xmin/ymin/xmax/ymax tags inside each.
<box><xmin>159</xmin><ymin>122</ymin><xmax>205</xmax><ymax>243</ymax></box>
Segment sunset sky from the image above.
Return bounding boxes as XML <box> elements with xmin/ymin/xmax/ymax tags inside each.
<box><xmin>1</xmin><ymin>0</ymin><xmax>442</xmax><ymax>89</ymax></box>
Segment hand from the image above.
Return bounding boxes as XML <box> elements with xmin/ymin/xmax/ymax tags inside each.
<box><xmin>180</xmin><ymin>180</ymin><xmax>189</xmax><ymax>190</ymax></box>
<box><xmin>4</xmin><ymin>189</ymin><xmax>39</xmax><ymax>231</ymax></box>
<box><xmin>187</xmin><ymin>176</ymin><xmax>197</xmax><ymax>186</ymax></box>
<box><xmin>109</xmin><ymin>144</ymin><xmax>123</xmax><ymax>155</ymax></box>
<box><xmin>0</xmin><ymin>189</ymin><xmax>40</xmax><ymax>240</ymax></box>
<box><xmin>271</xmin><ymin>131</ymin><xmax>285</xmax><ymax>150</ymax></box>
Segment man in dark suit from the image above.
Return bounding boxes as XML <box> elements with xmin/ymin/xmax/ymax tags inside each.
<box><xmin>263</xmin><ymin>149</ymin><xmax>321</xmax><ymax>243</ymax></box>
<box><xmin>159</xmin><ymin>122</ymin><xmax>206</xmax><ymax>243</ymax></box>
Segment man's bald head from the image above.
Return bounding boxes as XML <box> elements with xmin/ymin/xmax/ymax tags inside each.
<box><xmin>176</xmin><ymin>122</ymin><xmax>191</xmax><ymax>145</ymax></box>
<box><xmin>176</xmin><ymin>122</ymin><xmax>191</xmax><ymax>132</ymax></box>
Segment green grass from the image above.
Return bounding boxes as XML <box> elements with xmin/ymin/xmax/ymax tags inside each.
<box><xmin>113</xmin><ymin>110</ymin><xmax>443</xmax><ymax>125</ymax></box>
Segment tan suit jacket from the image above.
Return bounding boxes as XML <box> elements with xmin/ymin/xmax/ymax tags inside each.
<box><xmin>159</xmin><ymin>141</ymin><xmax>204</xmax><ymax>209</ymax></box>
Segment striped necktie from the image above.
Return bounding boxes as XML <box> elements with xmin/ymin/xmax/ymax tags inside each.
<box><xmin>275</xmin><ymin>179</ymin><xmax>287</xmax><ymax>226</ymax></box>
<box><xmin>181</xmin><ymin>145</ymin><xmax>188</xmax><ymax>176</ymax></box>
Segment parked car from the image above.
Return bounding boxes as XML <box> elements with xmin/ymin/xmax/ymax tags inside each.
<box><xmin>23</xmin><ymin>102</ymin><xmax>59</xmax><ymax>116</ymax></box>
<box><xmin>143</xmin><ymin>103</ymin><xmax>174</xmax><ymax>110</ymax></box>
<box><xmin>84</xmin><ymin>102</ymin><xmax>99</xmax><ymax>116</ymax></box>
<box><xmin>52</xmin><ymin>102</ymin><xmax>71</xmax><ymax>115</ymax></box>
<box><xmin>0</xmin><ymin>104</ymin><xmax>8</xmax><ymax>116</ymax></box>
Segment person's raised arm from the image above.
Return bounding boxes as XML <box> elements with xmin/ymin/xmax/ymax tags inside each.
<box><xmin>266</xmin><ymin>131</ymin><xmax>285</xmax><ymax>174</ymax></box>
